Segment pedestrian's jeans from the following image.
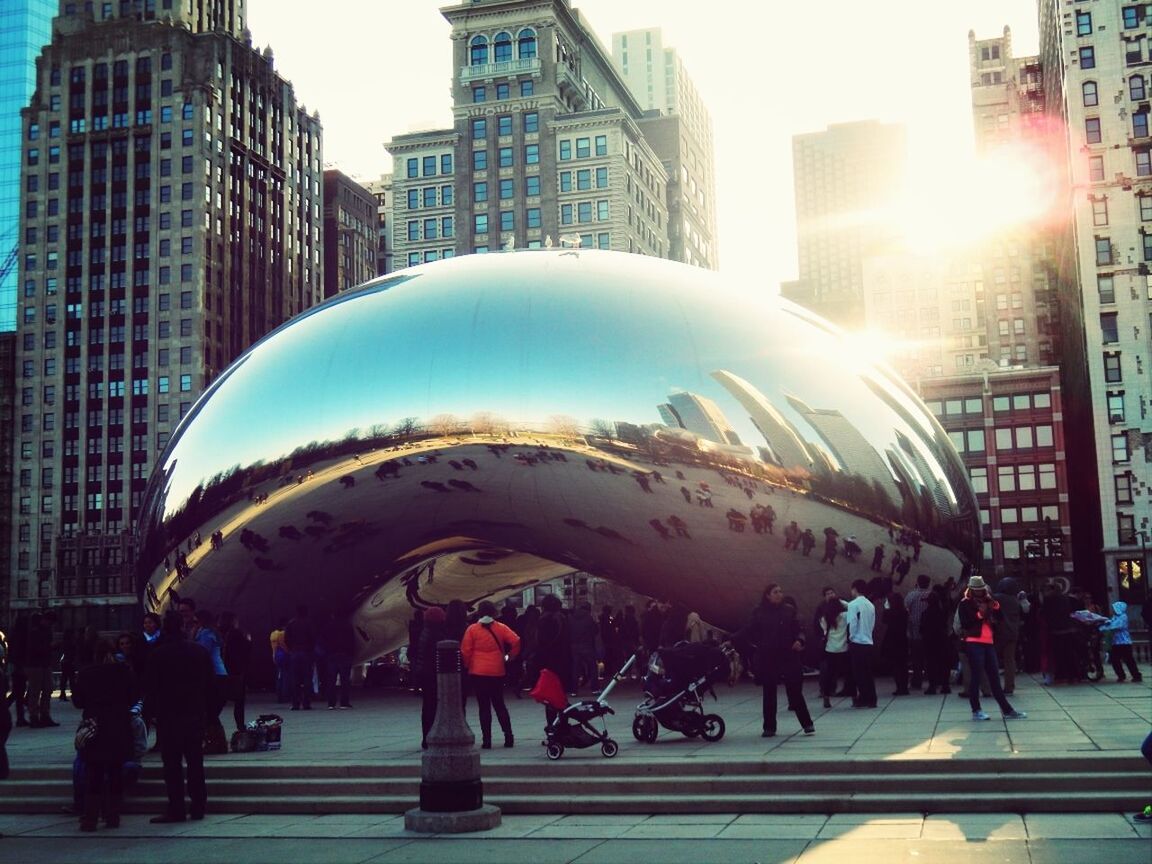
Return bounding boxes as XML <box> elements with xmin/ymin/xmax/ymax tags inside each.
<box><xmin>963</xmin><ymin>641</ymin><xmax>1014</xmax><ymax>715</ymax></box>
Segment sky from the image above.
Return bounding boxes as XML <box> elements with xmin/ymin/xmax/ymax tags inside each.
<box><xmin>244</xmin><ymin>0</ymin><xmax>1043</xmax><ymax>291</ymax></box>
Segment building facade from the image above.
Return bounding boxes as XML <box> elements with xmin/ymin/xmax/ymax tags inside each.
<box><xmin>11</xmin><ymin>1</ymin><xmax>322</xmax><ymax>628</ymax></box>
<box><xmin>362</xmin><ymin>173</ymin><xmax>392</xmax><ymax>276</ymax></box>
<box><xmin>386</xmin><ymin>0</ymin><xmax>717</xmax><ymax>268</ymax></box>
<box><xmin>782</xmin><ymin>120</ymin><xmax>907</xmax><ymax>328</ymax></box>
<box><xmin>322</xmin><ymin>169</ymin><xmax>376</xmax><ymax>296</ymax></box>
<box><xmin>1039</xmin><ymin>0</ymin><xmax>1146</xmax><ymax>604</ymax></box>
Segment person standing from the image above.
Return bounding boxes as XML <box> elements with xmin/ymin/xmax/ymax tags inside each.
<box><xmin>284</xmin><ymin>606</ymin><xmax>316</xmax><ymax>711</ymax></box>
<box><xmin>218</xmin><ymin>612</ymin><xmax>252</xmax><ymax>729</ymax></box>
<box><xmin>192</xmin><ymin>610</ymin><xmax>229</xmax><ymax>754</ymax></box>
<box><xmin>734</xmin><ymin>584</ymin><xmax>813</xmax><ymax>737</ymax></box>
<box><xmin>815</xmin><ymin>586</ymin><xmax>851</xmax><ymax>708</ymax></box>
<box><xmin>269</xmin><ymin>618</ymin><xmax>289</xmax><ymax>704</ymax></box>
<box><xmin>992</xmin><ymin>578</ymin><xmax>1025</xmax><ymax>695</ymax></box>
<box><xmin>1100</xmin><ymin>601</ymin><xmax>1143</xmax><ymax>682</ymax></box>
<box><xmin>460</xmin><ymin>600</ymin><xmax>521</xmax><ymax>749</ymax></box>
<box><xmin>956</xmin><ymin>576</ymin><xmax>1027</xmax><ymax>721</ymax></box>
<box><xmin>846</xmin><ymin>580</ymin><xmax>877</xmax><ymax>708</ymax></box>
<box><xmin>568</xmin><ymin>603</ymin><xmax>598</xmax><ymax>690</ymax></box>
<box><xmin>58</xmin><ymin>628</ymin><xmax>77</xmax><ymax>703</ymax></box>
<box><xmin>0</xmin><ymin>658</ymin><xmax>11</xmax><ymax>780</ymax></box>
<box><xmin>533</xmin><ymin>594</ymin><xmax>572</xmax><ymax>710</ymax></box>
<box><xmin>904</xmin><ymin>574</ymin><xmax>933</xmax><ymax>690</ymax></box>
<box><xmin>618</xmin><ymin>605</ymin><xmax>640</xmax><ymax>677</ymax></box>
<box><xmin>145</xmin><ymin>611</ymin><xmax>213</xmax><ymax>823</ymax></box>
<box><xmin>882</xmin><ymin>592</ymin><xmax>909</xmax><ymax>696</ymax></box>
<box><xmin>24</xmin><ymin>612</ymin><xmax>59</xmax><ymax>728</ymax></box>
<box><xmin>921</xmin><ymin>587</ymin><xmax>953</xmax><ymax>695</ymax></box>
<box><xmin>318</xmin><ymin>610</ymin><xmax>355</xmax><ymax>710</ymax></box>
<box><xmin>414</xmin><ymin>607</ymin><xmax>448</xmax><ymax>749</ymax></box>
<box><xmin>71</xmin><ymin>639</ymin><xmax>136</xmax><ymax>831</ymax></box>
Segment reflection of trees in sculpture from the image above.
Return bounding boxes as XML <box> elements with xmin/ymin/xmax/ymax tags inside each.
<box><xmin>588</xmin><ymin>418</ymin><xmax>615</xmax><ymax>439</ymax></box>
<box><xmin>392</xmin><ymin>416</ymin><xmax>422</xmax><ymax>438</ymax></box>
<box><xmin>429</xmin><ymin>413</ymin><xmax>462</xmax><ymax>437</ymax></box>
<box><xmin>549</xmin><ymin>414</ymin><xmax>580</xmax><ymax>439</ymax></box>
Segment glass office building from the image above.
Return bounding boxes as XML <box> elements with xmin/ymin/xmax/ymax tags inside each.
<box><xmin>0</xmin><ymin>0</ymin><xmax>55</xmax><ymax>332</ymax></box>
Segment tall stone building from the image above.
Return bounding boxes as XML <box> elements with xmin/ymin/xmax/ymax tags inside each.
<box><xmin>362</xmin><ymin>173</ymin><xmax>393</xmax><ymax>276</ymax></box>
<box><xmin>781</xmin><ymin>120</ymin><xmax>907</xmax><ymax>328</ymax></box>
<box><xmin>11</xmin><ymin>0</ymin><xmax>323</xmax><ymax>629</ymax></box>
<box><xmin>387</xmin><ymin>0</ymin><xmax>717</xmax><ymax>269</ymax></box>
<box><xmin>1039</xmin><ymin>0</ymin><xmax>1149</xmax><ymax>603</ymax></box>
<box><xmin>322</xmin><ymin>169</ymin><xmax>376</xmax><ymax>296</ymax></box>
<box><xmin>612</xmin><ymin>28</ymin><xmax>718</xmax><ymax>268</ymax></box>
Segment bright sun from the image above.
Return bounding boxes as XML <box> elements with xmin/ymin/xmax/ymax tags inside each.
<box><xmin>891</xmin><ymin>140</ymin><xmax>1059</xmax><ymax>253</ymax></box>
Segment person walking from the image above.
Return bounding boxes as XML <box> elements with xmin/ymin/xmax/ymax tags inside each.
<box><xmin>145</xmin><ymin>611</ymin><xmax>213</xmax><ymax>823</ymax></box>
<box><xmin>1101</xmin><ymin>601</ymin><xmax>1144</xmax><ymax>682</ymax></box>
<box><xmin>734</xmin><ymin>583</ymin><xmax>814</xmax><ymax>737</ymax></box>
<box><xmin>460</xmin><ymin>600</ymin><xmax>521</xmax><ymax>749</ymax></box>
<box><xmin>956</xmin><ymin>576</ymin><xmax>1027</xmax><ymax>722</ymax></box>
<box><xmin>846</xmin><ymin>580</ymin><xmax>877</xmax><ymax>708</ymax></box>
<box><xmin>71</xmin><ymin>639</ymin><xmax>137</xmax><ymax>831</ymax></box>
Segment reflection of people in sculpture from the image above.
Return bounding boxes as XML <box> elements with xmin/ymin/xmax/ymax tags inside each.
<box><xmin>667</xmin><ymin>514</ymin><xmax>690</xmax><ymax>538</ymax></box>
<box><xmin>843</xmin><ymin>535</ymin><xmax>861</xmax><ymax>561</ymax></box>
<box><xmin>871</xmin><ymin>544</ymin><xmax>885</xmax><ymax>572</ymax></box>
<box><xmin>633</xmin><ymin>472</ymin><xmax>653</xmax><ymax>493</ymax></box>
<box><xmin>726</xmin><ymin>509</ymin><xmax>746</xmax><ymax>532</ymax></box>
<box><xmin>648</xmin><ymin>518</ymin><xmax>672</xmax><ymax>539</ymax></box>
<box><xmin>800</xmin><ymin>529</ymin><xmax>816</xmax><ymax>556</ymax></box>
<box><xmin>783</xmin><ymin>521</ymin><xmax>800</xmax><ymax>550</ymax></box>
<box><xmin>679</xmin><ymin>486</ymin><xmax>692</xmax><ymax>503</ymax></box>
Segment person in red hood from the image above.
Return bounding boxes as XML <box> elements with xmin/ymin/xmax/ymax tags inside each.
<box><xmin>461</xmin><ymin>600</ymin><xmax>521</xmax><ymax>749</ymax></box>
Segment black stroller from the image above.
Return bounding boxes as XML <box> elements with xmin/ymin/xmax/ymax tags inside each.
<box><xmin>632</xmin><ymin>642</ymin><xmax>730</xmax><ymax>743</ymax></box>
<box><xmin>536</xmin><ymin>655</ymin><xmax>636</xmax><ymax>760</ymax></box>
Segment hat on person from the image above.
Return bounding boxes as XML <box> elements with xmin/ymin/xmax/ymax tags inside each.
<box><xmin>966</xmin><ymin>575</ymin><xmax>988</xmax><ymax>593</ymax></box>
<box><xmin>423</xmin><ymin>606</ymin><xmax>446</xmax><ymax>625</ymax></box>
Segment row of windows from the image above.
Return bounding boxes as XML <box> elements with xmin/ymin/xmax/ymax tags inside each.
<box><xmin>472</xmin><ymin>145</ymin><xmax>539</xmax><ymax>170</ymax></box>
<box><xmin>405</xmin><ymin>249</ymin><xmax>456</xmax><ymax>267</ymax></box>
<box><xmin>473</xmin><ymin>208</ymin><xmax>543</xmax><ymax>234</ymax></box>
<box><xmin>968</xmin><ymin>463</ymin><xmax>1058</xmax><ymax>493</ymax></box>
<box><xmin>471</xmin><ymin>112</ymin><xmax>539</xmax><ymax>140</ymax></box>
<box><xmin>472</xmin><ymin>79</ymin><xmax>534</xmax><ymax>103</ymax></box>
<box><xmin>558</xmin><ymin>136</ymin><xmax>608</xmax><ymax>161</ymax></box>
<box><xmin>406</xmin><ymin>185</ymin><xmax>453</xmax><ymax>210</ymax></box>
<box><xmin>406</xmin><ymin>217</ymin><xmax>455</xmax><ymax>242</ymax></box>
<box><xmin>475</xmin><ymin>176</ymin><xmax>541</xmax><ymax>201</ymax></box>
<box><xmin>926</xmin><ymin>391</ymin><xmax>1052</xmax><ymax>417</ymax></box>
<box><xmin>468</xmin><ymin>29</ymin><xmax>538</xmax><ymax>66</ymax></box>
<box><xmin>947</xmin><ymin>424</ymin><xmax>1054</xmax><ymax>454</ymax></box>
<box><xmin>560</xmin><ymin>200</ymin><xmax>610</xmax><ymax>225</ymax></box>
<box><xmin>405</xmin><ymin>154</ymin><xmax>454</xmax><ymax>179</ymax></box>
<box><xmin>560</xmin><ymin>167</ymin><xmax>609</xmax><ymax>192</ymax></box>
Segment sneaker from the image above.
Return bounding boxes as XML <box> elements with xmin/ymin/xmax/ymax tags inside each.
<box><xmin>1003</xmin><ymin>710</ymin><xmax>1027</xmax><ymax>720</ymax></box>
<box><xmin>803</xmin><ymin>726</ymin><xmax>815</xmax><ymax>735</ymax></box>
<box><xmin>972</xmin><ymin>711</ymin><xmax>991</xmax><ymax>721</ymax></box>
<box><xmin>1134</xmin><ymin>805</ymin><xmax>1152</xmax><ymax>823</ymax></box>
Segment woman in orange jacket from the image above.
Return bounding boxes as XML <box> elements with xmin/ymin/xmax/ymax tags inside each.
<box><xmin>461</xmin><ymin>600</ymin><xmax>521</xmax><ymax>748</ymax></box>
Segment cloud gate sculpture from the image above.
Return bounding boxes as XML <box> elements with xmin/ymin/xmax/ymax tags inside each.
<box><xmin>136</xmin><ymin>250</ymin><xmax>980</xmax><ymax>661</ymax></box>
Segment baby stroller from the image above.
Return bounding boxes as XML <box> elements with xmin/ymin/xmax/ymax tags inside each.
<box><xmin>532</xmin><ymin>655</ymin><xmax>636</xmax><ymax>760</ymax></box>
<box><xmin>632</xmin><ymin>642</ymin><xmax>730</xmax><ymax>744</ymax></box>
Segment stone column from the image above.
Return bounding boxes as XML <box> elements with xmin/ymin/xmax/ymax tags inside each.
<box><xmin>404</xmin><ymin>639</ymin><xmax>501</xmax><ymax>832</ymax></box>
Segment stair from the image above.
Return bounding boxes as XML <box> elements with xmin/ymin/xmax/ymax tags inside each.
<box><xmin>3</xmin><ymin>754</ymin><xmax>1144</xmax><ymax>815</ymax></box>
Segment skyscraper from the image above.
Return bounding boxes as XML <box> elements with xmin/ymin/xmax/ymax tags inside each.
<box><xmin>10</xmin><ymin>1</ymin><xmax>322</xmax><ymax>628</ymax></box>
<box><xmin>782</xmin><ymin>120</ymin><xmax>907</xmax><ymax>328</ymax></box>
<box><xmin>386</xmin><ymin>0</ymin><xmax>716</xmax><ymax>269</ymax></box>
<box><xmin>1039</xmin><ymin>1</ymin><xmax>1145</xmax><ymax>603</ymax></box>
<box><xmin>322</xmin><ymin>169</ymin><xmax>376</xmax><ymax>297</ymax></box>
<box><xmin>0</xmin><ymin>0</ymin><xmax>55</xmax><ymax>332</ymax></box>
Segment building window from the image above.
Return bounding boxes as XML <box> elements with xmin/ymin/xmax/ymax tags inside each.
<box><xmin>496</xmin><ymin>82</ymin><xmax>509</xmax><ymax>100</ymax></box>
<box><xmin>595</xmin><ymin>135</ymin><xmax>607</xmax><ymax>156</ymax></box>
<box><xmin>1138</xmin><ymin>150</ymin><xmax>1152</xmax><ymax>177</ymax></box>
<box><xmin>520</xmin><ymin>80</ymin><xmax>534</xmax><ymax>97</ymax></box>
<box><xmin>1099</xmin><ymin>275</ymin><xmax>1116</xmax><ymax>303</ymax></box>
<box><xmin>469</xmin><ymin>35</ymin><xmax>488</xmax><ymax>66</ymax></box>
<box><xmin>1124</xmin><ymin>6</ymin><xmax>1143</xmax><ymax>29</ymax></box>
<box><xmin>1082</xmin><ymin>81</ymin><xmax>1098</xmax><ymax>107</ymax></box>
<box><xmin>499</xmin><ymin>178</ymin><xmax>513</xmax><ymax>199</ymax></box>
<box><xmin>525</xmin><ymin>144</ymin><xmax>539</xmax><ymax>165</ymax></box>
<box><xmin>559</xmin><ymin>140</ymin><xmax>571</xmax><ymax>161</ymax></box>
<box><xmin>497</xmin><ymin>115</ymin><xmax>512</xmax><ymax>137</ymax></box>
<box><xmin>518</xmin><ymin>28</ymin><xmax>537</xmax><ymax>59</ymax></box>
<box><xmin>498</xmin><ymin>147</ymin><xmax>513</xmax><ymax>168</ymax></box>
<box><xmin>441</xmin><ymin>154</ymin><xmax>453</xmax><ymax>174</ymax></box>
<box><xmin>493</xmin><ymin>31</ymin><xmax>512</xmax><ymax>63</ymax></box>
<box><xmin>474</xmin><ymin>213</ymin><xmax>488</xmax><ymax>234</ymax></box>
<box><xmin>472</xmin><ymin>85</ymin><xmax>485</xmax><ymax>103</ymax></box>
<box><xmin>1101</xmin><ymin>312</ymin><xmax>1120</xmax><ymax>344</ymax></box>
<box><xmin>1131</xmin><ymin>74</ymin><xmax>1146</xmax><ymax>101</ymax></box>
<box><xmin>1086</xmin><ymin>117</ymin><xmax>1102</xmax><ymax>144</ymax></box>
<box><xmin>1113</xmin><ymin>432</ymin><xmax>1131</xmax><ymax>464</ymax></box>
<box><xmin>560</xmin><ymin>171</ymin><xmax>572</xmax><ymax>192</ymax></box>
<box><xmin>1108</xmin><ymin>391</ymin><xmax>1126</xmax><ymax>424</ymax></box>
<box><xmin>575</xmin><ymin>138</ymin><xmax>590</xmax><ymax>158</ymax></box>
<box><xmin>523</xmin><ymin>112</ymin><xmax>539</xmax><ymax>134</ymax></box>
<box><xmin>1076</xmin><ymin>10</ymin><xmax>1092</xmax><ymax>36</ymax></box>
<box><xmin>1117</xmin><ymin>473</ymin><xmax>1135</xmax><ymax>504</ymax></box>
<box><xmin>500</xmin><ymin>210</ymin><xmax>514</xmax><ymax>232</ymax></box>
<box><xmin>1080</xmin><ymin>46</ymin><xmax>1095</xmax><ymax>69</ymax></box>
<box><xmin>474</xmin><ymin>181</ymin><xmax>488</xmax><ymax>202</ymax></box>
<box><xmin>472</xmin><ymin>118</ymin><xmax>487</xmax><ymax>140</ymax></box>
<box><xmin>473</xmin><ymin>150</ymin><xmax>488</xmax><ymax>171</ymax></box>
<box><xmin>406</xmin><ymin>158</ymin><xmax>418</xmax><ymax>179</ymax></box>
<box><xmin>1096</xmin><ymin>236</ymin><xmax>1112</xmax><ymax>265</ymax></box>
<box><xmin>1119</xmin><ymin>514</ymin><xmax>1137</xmax><ymax>546</ymax></box>
<box><xmin>1105</xmin><ymin>351</ymin><xmax>1123</xmax><ymax>383</ymax></box>
<box><xmin>526</xmin><ymin>207</ymin><xmax>541</xmax><ymax>229</ymax></box>
<box><xmin>1092</xmin><ymin>197</ymin><xmax>1109</xmax><ymax>226</ymax></box>
<box><xmin>1136</xmin><ymin>112</ymin><xmax>1150</xmax><ymax>138</ymax></box>
<box><xmin>525</xmin><ymin>175</ymin><xmax>540</xmax><ymax>197</ymax></box>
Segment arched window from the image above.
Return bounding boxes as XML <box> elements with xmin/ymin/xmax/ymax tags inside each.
<box><xmin>1131</xmin><ymin>74</ymin><xmax>1146</xmax><ymax>101</ymax></box>
<box><xmin>1082</xmin><ymin>80</ymin><xmax>1098</xmax><ymax>107</ymax></box>
<box><xmin>518</xmin><ymin>28</ymin><xmax>537</xmax><ymax>60</ymax></box>
<box><xmin>493</xmin><ymin>31</ymin><xmax>513</xmax><ymax>63</ymax></box>
<box><xmin>469</xmin><ymin>35</ymin><xmax>488</xmax><ymax>67</ymax></box>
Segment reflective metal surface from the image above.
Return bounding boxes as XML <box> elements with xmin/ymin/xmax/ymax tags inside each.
<box><xmin>136</xmin><ymin>251</ymin><xmax>980</xmax><ymax>661</ymax></box>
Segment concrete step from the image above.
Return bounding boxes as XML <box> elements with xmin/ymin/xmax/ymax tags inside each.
<box><xmin>1</xmin><ymin>757</ymin><xmax>1143</xmax><ymax>815</ymax></box>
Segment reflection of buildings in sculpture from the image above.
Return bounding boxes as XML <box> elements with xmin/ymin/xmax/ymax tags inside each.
<box><xmin>891</xmin><ymin>430</ymin><xmax>957</xmax><ymax>518</ymax></box>
<box><xmin>785</xmin><ymin>395</ymin><xmax>902</xmax><ymax>506</ymax></box>
<box><xmin>657</xmin><ymin>390</ymin><xmax>741</xmax><ymax>446</ymax></box>
<box><xmin>709</xmin><ymin>370</ymin><xmax>814</xmax><ymax>471</ymax></box>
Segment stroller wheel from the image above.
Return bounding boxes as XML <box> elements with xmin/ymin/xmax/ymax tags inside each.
<box><xmin>600</xmin><ymin>739</ymin><xmax>619</xmax><ymax>758</ymax></box>
<box><xmin>700</xmin><ymin>714</ymin><xmax>725</xmax><ymax>742</ymax></box>
<box><xmin>546</xmin><ymin>742</ymin><xmax>564</xmax><ymax>760</ymax></box>
<box><xmin>632</xmin><ymin>713</ymin><xmax>657</xmax><ymax>743</ymax></box>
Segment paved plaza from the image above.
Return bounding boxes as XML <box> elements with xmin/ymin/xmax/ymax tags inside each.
<box><xmin>1</xmin><ymin>673</ymin><xmax>1149</xmax><ymax>862</ymax></box>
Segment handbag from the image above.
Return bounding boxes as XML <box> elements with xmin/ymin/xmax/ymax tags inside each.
<box><xmin>74</xmin><ymin>717</ymin><xmax>98</xmax><ymax>752</ymax></box>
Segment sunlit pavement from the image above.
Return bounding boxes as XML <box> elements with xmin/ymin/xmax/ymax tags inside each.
<box><xmin>2</xmin><ymin>673</ymin><xmax>1148</xmax><ymax>862</ymax></box>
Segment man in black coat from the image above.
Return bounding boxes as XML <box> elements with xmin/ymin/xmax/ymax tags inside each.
<box><xmin>734</xmin><ymin>584</ymin><xmax>814</xmax><ymax>737</ymax></box>
<box><xmin>144</xmin><ymin>611</ymin><xmax>214</xmax><ymax>823</ymax></box>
